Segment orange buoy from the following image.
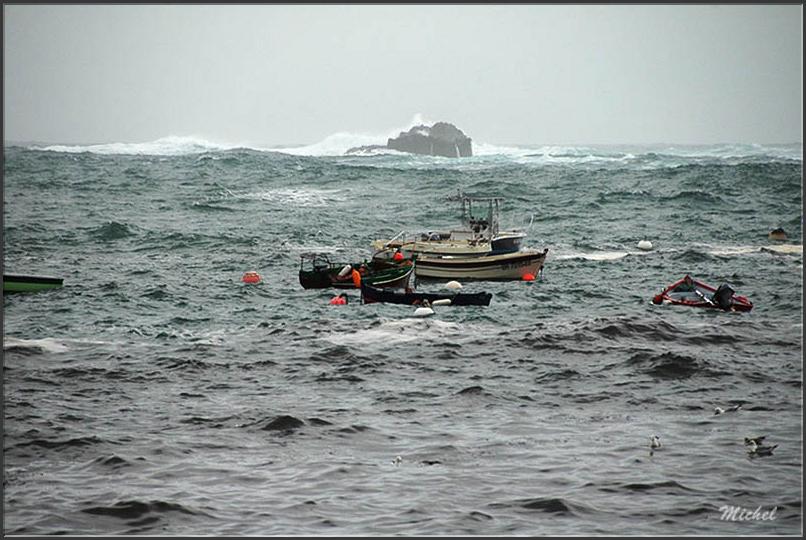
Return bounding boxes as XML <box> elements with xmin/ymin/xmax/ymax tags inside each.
<box><xmin>522</xmin><ymin>273</ymin><xmax>535</xmax><ymax>281</ymax></box>
<box><xmin>351</xmin><ymin>268</ymin><xmax>361</xmax><ymax>288</ymax></box>
<box><xmin>242</xmin><ymin>271</ymin><xmax>261</xmax><ymax>284</ymax></box>
<box><xmin>392</xmin><ymin>251</ymin><xmax>404</xmax><ymax>261</ymax></box>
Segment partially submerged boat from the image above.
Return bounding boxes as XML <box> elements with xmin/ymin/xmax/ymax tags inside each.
<box><xmin>360</xmin><ymin>281</ymin><xmax>492</xmax><ymax>306</ymax></box>
<box><xmin>3</xmin><ymin>274</ymin><xmax>64</xmax><ymax>294</ymax></box>
<box><xmin>412</xmin><ymin>248</ymin><xmax>549</xmax><ymax>281</ymax></box>
<box><xmin>651</xmin><ymin>275</ymin><xmax>753</xmax><ymax>312</ymax></box>
<box><xmin>298</xmin><ymin>253</ymin><xmax>413</xmax><ymax>289</ymax></box>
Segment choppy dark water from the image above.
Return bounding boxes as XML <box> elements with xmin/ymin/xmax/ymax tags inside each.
<box><xmin>3</xmin><ymin>142</ymin><xmax>803</xmax><ymax>535</ymax></box>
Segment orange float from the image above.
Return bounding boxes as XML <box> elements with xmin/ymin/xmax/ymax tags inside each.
<box><xmin>242</xmin><ymin>271</ymin><xmax>261</xmax><ymax>284</ymax></box>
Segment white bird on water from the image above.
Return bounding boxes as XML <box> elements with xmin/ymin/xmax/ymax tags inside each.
<box><xmin>744</xmin><ymin>435</ymin><xmax>767</xmax><ymax>446</ymax></box>
<box><xmin>649</xmin><ymin>435</ymin><xmax>662</xmax><ymax>454</ymax></box>
<box><xmin>744</xmin><ymin>435</ymin><xmax>778</xmax><ymax>456</ymax></box>
<box><xmin>714</xmin><ymin>404</ymin><xmax>742</xmax><ymax>415</ymax></box>
<box><xmin>746</xmin><ymin>439</ymin><xmax>778</xmax><ymax>457</ymax></box>
<box><xmin>392</xmin><ymin>455</ymin><xmax>403</xmax><ymax>466</ymax></box>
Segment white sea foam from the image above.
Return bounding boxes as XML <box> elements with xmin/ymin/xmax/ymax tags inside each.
<box><xmin>3</xmin><ymin>337</ymin><xmax>69</xmax><ymax>353</ymax></box>
<box><xmin>553</xmin><ymin>249</ymin><xmax>654</xmax><ymax>261</ymax></box>
<box><xmin>322</xmin><ymin>318</ymin><xmax>464</xmax><ymax>347</ymax></box>
<box><xmin>270</xmin><ymin>113</ymin><xmax>438</xmax><ymax>157</ymax></box>
<box><xmin>552</xmin><ymin>243</ymin><xmax>803</xmax><ymax>261</ymax></box>
<box><xmin>32</xmin><ymin>135</ymin><xmax>247</xmax><ymax>156</ymax></box>
<box><xmin>707</xmin><ymin>244</ymin><xmax>803</xmax><ymax>256</ymax></box>
<box><xmin>27</xmin><ymin>126</ymin><xmax>802</xmax><ymax>163</ymax></box>
<box><xmin>761</xmin><ymin>244</ymin><xmax>803</xmax><ymax>255</ymax></box>
<box><xmin>234</xmin><ymin>187</ymin><xmax>345</xmax><ymax>207</ymax></box>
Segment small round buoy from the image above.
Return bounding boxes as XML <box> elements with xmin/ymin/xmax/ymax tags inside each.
<box><xmin>637</xmin><ymin>240</ymin><xmax>653</xmax><ymax>251</ymax></box>
<box><xmin>522</xmin><ymin>273</ymin><xmax>535</xmax><ymax>281</ymax></box>
<box><xmin>445</xmin><ymin>280</ymin><xmax>463</xmax><ymax>290</ymax></box>
<box><xmin>242</xmin><ymin>271</ymin><xmax>261</xmax><ymax>284</ymax></box>
<box><xmin>329</xmin><ymin>294</ymin><xmax>348</xmax><ymax>305</ymax></box>
<box><xmin>413</xmin><ymin>306</ymin><xmax>434</xmax><ymax>317</ymax></box>
<box><xmin>393</xmin><ymin>251</ymin><xmax>404</xmax><ymax>262</ymax></box>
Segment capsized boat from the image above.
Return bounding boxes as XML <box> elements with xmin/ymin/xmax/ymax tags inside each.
<box><xmin>360</xmin><ymin>281</ymin><xmax>492</xmax><ymax>306</ymax></box>
<box><xmin>298</xmin><ymin>253</ymin><xmax>413</xmax><ymax>289</ymax></box>
<box><xmin>412</xmin><ymin>248</ymin><xmax>549</xmax><ymax>281</ymax></box>
<box><xmin>3</xmin><ymin>274</ymin><xmax>64</xmax><ymax>293</ymax></box>
<box><xmin>651</xmin><ymin>275</ymin><xmax>753</xmax><ymax>312</ymax></box>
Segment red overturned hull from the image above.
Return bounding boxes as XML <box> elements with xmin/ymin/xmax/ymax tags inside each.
<box><xmin>652</xmin><ymin>275</ymin><xmax>753</xmax><ymax>312</ymax></box>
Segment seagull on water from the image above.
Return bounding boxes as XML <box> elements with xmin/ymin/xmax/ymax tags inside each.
<box><xmin>744</xmin><ymin>436</ymin><xmax>767</xmax><ymax>446</ymax></box>
<box><xmin>714</xmin><ymin>404</ymin><xmax>742</xmax><ymax>415</ymax></box>
<box><xmin>746</xmin><ymin>439</ymin><xmax>778</xmax><ymax>457</ymax></box>
<box><xmin>649</xmin><ymin>435</ymin><xmax>662</xmax><ymax>454</ymax></box>
<box><xmin>392</xmin><ymin>455</ymin><xmax>403</xmax><ymax>466</ymax></box>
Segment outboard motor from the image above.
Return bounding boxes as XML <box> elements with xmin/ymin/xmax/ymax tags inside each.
<box><xmin>713</xmin><ymin>284</ymin><xmax>735</xmax><ymax>310</ymax></box>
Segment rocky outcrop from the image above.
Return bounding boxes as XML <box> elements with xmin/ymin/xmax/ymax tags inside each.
<box><xmin>387</xmin><ymin>122</ymin><xmax>472</xmax><ymax>157</ymax></box>
<box><xmin>345</xmin><ymin>144</ymin><xmax>387</xmax><ymax>155</ymax></box>
<box><xmin>346</xmin><ymin>122</ymin><xmax>473</xmax><ymax>157</ymax></box>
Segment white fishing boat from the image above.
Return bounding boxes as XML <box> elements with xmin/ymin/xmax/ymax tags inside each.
<box><xmin>371</xmin><ymin>228</ymin><xmax>492</xmax><ymax>258</ymax></box>
<box><xmin>371</xmin><ymin>194</ymin><xmax>528</xmax><ymax>259</ymax></box>
<box><xmin>413</xmin><ymin>248</ymin><xmax>548</xmax><ymax>280</ymax></box>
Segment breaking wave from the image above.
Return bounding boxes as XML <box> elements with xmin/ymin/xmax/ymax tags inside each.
<box><xmin>24</xmin><ymin>121</ymin><xmax>801</xmax><ymax>163</ymax></box>
<box><xmin>32</xmin><ymin>136</ymin><xmax>247</xmax><ymax>156</ymax></box>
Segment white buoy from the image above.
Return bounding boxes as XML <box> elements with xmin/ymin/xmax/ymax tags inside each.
<box><xmin>445</xmin><ymin>280</ymin><xmax>463</xmax><ymax>290</ymax></box>
<box><xmin>413</xmin><ymin>306</ymin><xmax>435</xmax><ymax>317</ymax></box>
<box><xmin>338</xmin><ymin>264</ymin><xmax>352</xmax><ymax>277</ymax></box>
<box><xmin>637</xmin><ymin>240</ymin><xmax>653</xmax><ymax>251</ymax></box>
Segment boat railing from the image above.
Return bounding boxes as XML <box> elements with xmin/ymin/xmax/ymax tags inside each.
<box><xmin>383</xmin><ymin>230</ymin><xmax>407</xmax><ymax>248</ymax></box>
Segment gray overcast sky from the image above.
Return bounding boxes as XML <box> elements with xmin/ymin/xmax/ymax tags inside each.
<box><xmin>3</xmin><ymin>4</ymin><xmax>803</xmax><ymax>146</ymax></box>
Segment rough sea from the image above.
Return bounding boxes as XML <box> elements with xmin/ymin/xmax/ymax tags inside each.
<box><xmin>3</xmin><ymin>135</ymin><xmax>803</xmax><ymax>536</ymax></box>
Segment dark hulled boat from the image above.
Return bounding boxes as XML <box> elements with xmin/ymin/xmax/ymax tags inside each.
<box><xmin>360</xmin><ymin>281</ymin><xmax>492</xmax><ymax>306</ymax></box>
<box><xmin>3</xmin><ymin>274</ymin><xmax>64</xmax><ymax>294</ymax></box>
<box><xmin>299</xmin><ymin>254</ymin><xmax>413</xmax><ymax>290</ymax></box>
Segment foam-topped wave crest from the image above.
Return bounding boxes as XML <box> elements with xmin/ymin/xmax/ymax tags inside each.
<box><xmin>27</xmin><ymin>130</ymin><xmax>801</xmax><ymax>164</ymax></box>
<box><xmin>32</xmin><ymin>136</ymin><xmax>247</xmax><ymax>156</ymax></box>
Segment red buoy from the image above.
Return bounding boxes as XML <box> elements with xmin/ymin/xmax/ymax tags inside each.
<box><xmin>393</xmin><ymin>251</ymin><xmax>404</xmax><ymax>261</ymax></box>
<box><xmin>242</xmin><ymin>271</ymin><xmax>261</xmax><ymax>284</ymax></box>
<box><xmin>522</xmin><ymin>273</ymin><xmax>535</xmax><ymax>281</ymax></box>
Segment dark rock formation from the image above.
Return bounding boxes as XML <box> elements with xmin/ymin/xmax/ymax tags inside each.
<box><xmin>387</xmin><ymin>122</ymin><xmax>473</xmax><ymax>157</ymax></box>
<box><xmin>345</xmin><ymin>144</ymin><xmax>388</xmax><ymax>155</ymax></box>
<box><xmin>346</xmin><ymin>121</ymin><xmax>473</xmax><ymax>157</ymax></box>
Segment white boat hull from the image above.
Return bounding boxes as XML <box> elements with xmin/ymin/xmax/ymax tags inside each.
<box><xmin>414</xmin><ymin>249</ymin><xmax>548</xmax><ymax>280</ymax></box>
